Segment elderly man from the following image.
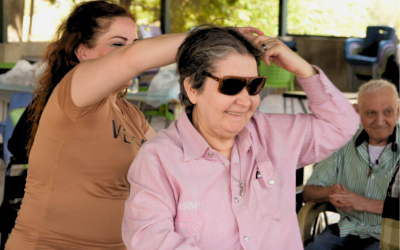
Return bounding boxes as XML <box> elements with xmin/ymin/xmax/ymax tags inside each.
<box><xmin>303</xmin><ymin>79</ymin><xmax>400</xmax><ymax>250</ymax></box>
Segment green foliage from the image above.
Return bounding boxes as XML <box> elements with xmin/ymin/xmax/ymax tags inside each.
<box><xmin>43</xmin><ymin>0</ymin><xmax>399</xmax><ymax>38</ymax></box>
<box><xmin>131</xmin><ymin>0</ymin><xmax>279</xmax><ymax>36</ymax></box>
<box><xmin>131</xmin><ymin>0</ymin><xmax>399</xmax><ymax>38</ymax></box>
<box><xmin>130</xmin><ymin>0</ymin><xmax>161</xmax><ymax>24</ymax></box>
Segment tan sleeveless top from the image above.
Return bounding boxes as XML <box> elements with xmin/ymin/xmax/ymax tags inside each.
<box><xmin>6</xmin><ymin>66</ymin><xmax>149</xmax><ymax>250</ymax></box>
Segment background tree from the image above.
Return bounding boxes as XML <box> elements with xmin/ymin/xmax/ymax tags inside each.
<box><xmin>168</xmin><ymin>0</ymin><xmax>278</xmax><ymax>35</ymax></box>
<box><xmin>12</xmin><ymin>0</ymin><xmax>400</xmax><ymax>42</ymax></box>
<box><xmin>287</xmin><ymin>0</ymin><xmax>400</xmax><ymax>37</ymax></box>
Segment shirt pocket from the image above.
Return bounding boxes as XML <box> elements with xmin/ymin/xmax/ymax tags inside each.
<box><xmin>252</xmin><ymin>159</ymin><xmax>282</xmax><ymax>220</ymax></box>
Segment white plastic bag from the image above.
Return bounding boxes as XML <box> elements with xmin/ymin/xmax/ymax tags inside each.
<box><xmin>31</xmin><ymin>62</ymin><xmax>46</xmax><ymax>88</ymax></box>
<box><xmin>2</xmin><ymin>60</ymin><xmax>44</xmax><ymax>87</ymax></box>
<box><xmin>145</xmin><ymin>64</ymin><xmax>180</xmax><ymax>107</ymax></box>
<box><xmin>3</xmin><ymin>60</ymin><xmax>34</xmax><ymax>86</ymax></box>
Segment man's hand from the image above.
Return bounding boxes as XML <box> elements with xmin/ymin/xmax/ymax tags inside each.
<box><xmin>330</xmin><ymin>183</ymin><xmax>343</xmax><ymax>194</ymax></box>
<box><xmin>330</xmin><ymin>185</ymin><xmax>374</xmax><ymax>213</ymax></box>
<box><xmin>328</xmin><ymin>184</ymin><xmax>352</xmax><ymax>212</ymax></box>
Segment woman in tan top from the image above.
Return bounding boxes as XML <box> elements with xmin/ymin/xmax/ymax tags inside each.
<box><xmin>5</xmin><ymin>1</ymin><xmax>192</xmax><ymax>249</ymax></box>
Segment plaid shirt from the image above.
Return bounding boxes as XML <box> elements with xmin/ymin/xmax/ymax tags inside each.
<box><xmin>380</xmin><ymin>161</ymin><xmax>400</xmax><ymax>250</ymax></box>
<box><xmin>389</xmin><ymin>164</ymin><xmax>399</xmax><ymax>198</ymax></box>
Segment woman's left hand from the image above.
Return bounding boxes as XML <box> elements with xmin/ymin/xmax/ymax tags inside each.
<box><xmin>254</xmin><ymin>35</ymin><xmax>316</xmax><ymax>78</ymax></box>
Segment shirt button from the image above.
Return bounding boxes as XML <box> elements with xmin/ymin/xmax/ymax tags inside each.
<box><xmin>244</xmin><ymin>236</ymin><xmax>249</xmax><ymax>242</ymax></box>
<box><xmin>208</xmin><ymin>152</ymin><xmax>214</xmax><ymax>157</ymax></box>
<box><xmin>371</xmin><ymin>174</ymin><xmax>375</xmax><ymax>179</ymax></box>
<box><xmin>269</xmin><ymin>179</ymin><xmax>275</xmax><ymax>185</ymax></box>
<box><xmin>234</xmin><ymin>197</ymin><xmax>239</xmax><ymax>203</ymax></box>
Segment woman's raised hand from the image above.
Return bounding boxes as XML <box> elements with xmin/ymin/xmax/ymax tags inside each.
<box><xmin>236</xmin><ymin>27</ymin><xmax>264</xmax><ymax>42</ymax></box>
<box><xmin>253</xmin><ymin>35</ymin><xmax>316</xmax><ymax>78</ymax></box>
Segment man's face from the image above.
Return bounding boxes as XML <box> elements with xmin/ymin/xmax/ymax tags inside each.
<box><xmin>357</xmin><ymin>87</ymin><xmax>399</xmax><ymax>145</ymax></box>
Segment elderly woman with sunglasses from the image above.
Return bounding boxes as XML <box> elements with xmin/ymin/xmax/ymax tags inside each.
<box><xmin>122</xmin><ymin>26</ymin><xmax>359</xmax><ymax>249</ymax></box>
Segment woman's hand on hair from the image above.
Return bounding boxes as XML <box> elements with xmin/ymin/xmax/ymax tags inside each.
<box><xmin>236</xmin><ymin>27</ymin><xmax>264</xmax><ymax>42</ymax></box>
<box><xmin>254</xmin><ymin>36</ymin><xmax>316</xmax><ymax>79</ymax></box>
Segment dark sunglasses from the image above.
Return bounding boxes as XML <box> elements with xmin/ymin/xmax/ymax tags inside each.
<box><xmin>203</xmin><ymin>72</ymin><xmax>266</xmax><ymax>96</ymax></box>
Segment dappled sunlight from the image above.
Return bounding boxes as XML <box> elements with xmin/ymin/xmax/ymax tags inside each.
<box><xmin>8</xmin><ymin>0</ymin><xmax>75</xmax><ymax>42</ymax></box>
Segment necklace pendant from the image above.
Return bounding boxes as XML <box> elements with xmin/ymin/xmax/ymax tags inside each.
<box><xmin>368</xmin><ymin>168</ymin><xmax>372</xmax><ymax>178</ymax></box>
<box><xmin>240</xmin><ymin>181</ymin><xmax>245</xmax><ymax>196</ymax></box>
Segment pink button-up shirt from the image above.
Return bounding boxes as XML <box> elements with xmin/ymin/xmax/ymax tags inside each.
<box><xmin>122</xmin><ymin>67</ymin><xmax>359</xmax><ymax>250</ymax></box>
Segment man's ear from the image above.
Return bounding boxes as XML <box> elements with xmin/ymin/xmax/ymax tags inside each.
<box><xmin>353</xmin><ymin>103</ymin><xmax>359</xmax><ymax>114</ymax></box>
<box><xmin>183</xmin><ymin>77</ymin><xmax>198</xmax><ymax>105</ymax></box>
<box><xmin>74</xmin><ymin>44</ymin><xmax>87</xmax><ymax>62</ymax></box>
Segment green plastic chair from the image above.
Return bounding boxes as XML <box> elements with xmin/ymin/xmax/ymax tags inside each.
<box><xmin>0</xmin><ymin>62</ymin><xmax>16</xmax><ymax>74</ymax></box>
<box><xmin>0</xmin><ymin>62</ymin><xmax>16</xmax><ymax>69</ymax></box>
<box><xmin>139</xmin><ymin>86</ymin><xmax>174</xmax><ymax>128</ymax></box>
<box><xmin>9</xmin><ymin>108</ymin><xmax>29</xmax><ymax>169</ymax></box>
<box><xmin>258</xmin><ymin>61</ymin><xmax>295</xmax><ymax>91</ymax></box>
<box><xmin>258</xmin><ymin>61</ymin><xmax>296</xmax><ymax>113</ymax></box>
<box><xmin>10</xmin><ymin>108</ymin><xmax>26</xmax><ymax>126</ymax></box>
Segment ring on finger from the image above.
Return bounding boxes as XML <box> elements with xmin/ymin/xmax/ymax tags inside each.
<box><xmin>262</xmin><ymin>43</ymin><xmax>268</xmax><ymax>51</ymax></box>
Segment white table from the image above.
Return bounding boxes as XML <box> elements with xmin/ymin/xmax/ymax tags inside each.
<box><xmin>282</xmin><ymin>91</ymin><xmax>358</xmax><ymax>114</ymax></box>
<box><xmin>0</xmin><ymin>75</ymin><xmax>183</xmax><ymax>122</ymax></box>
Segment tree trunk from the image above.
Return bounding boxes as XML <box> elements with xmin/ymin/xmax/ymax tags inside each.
<box><xmin>8</xmin><ymin>0</ymin><xmax>25</xmax><ymax>41</ymax></box>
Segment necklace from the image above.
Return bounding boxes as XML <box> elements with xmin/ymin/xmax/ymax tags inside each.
<box><xmin>216</xmin><ymin>138</ymin><xmax>245</xmax><ymax>196</ymax></box>
<box><xmin>366</xmin><ymin>142</ymin><xmax>388</xmax><ymax>177</ymax></box>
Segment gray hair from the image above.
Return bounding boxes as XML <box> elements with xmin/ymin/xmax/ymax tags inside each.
<box><xmin>176</xmin><ymin>25</ymin><xmax>262</xmax><ymax>108</ymax></box>
<box><xmin>358</xmin><ymin>79</ymin><xmax>398</xmax><ymax>108</ymax></box>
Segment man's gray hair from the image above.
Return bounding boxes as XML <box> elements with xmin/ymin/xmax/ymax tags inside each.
<box><xmin>358</xmin><ymin>79</ymin><xmax>398</xmax><ymax>107</ymax></box>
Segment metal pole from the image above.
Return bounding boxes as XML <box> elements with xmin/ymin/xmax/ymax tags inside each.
<box><xmin>278</xmin><ymin>0</ymin><xmax>287</xmax><ymax>36</ymax></box>
<box><xmin>160</xmin><ymin>0</ymin><xmax>170</xmax><ymax>34</ymax></box>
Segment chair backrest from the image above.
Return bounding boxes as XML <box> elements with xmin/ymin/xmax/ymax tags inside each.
<box><xmin>365</xmin><ymin>26</ymin><xmax>396</xmax><ymax>47</ymax></box>
<box><xmin>297</xmin><ymin>201</ymin><xmax>338</xmax><ymax>245</ymax></box>
<box><xmin>258</xmin><ymin>61</ymin><xmax>295</xmax><ymax>91</ymax></box>
<box><xmin>3</xmin><ymin>92</ymin><xmax>32</xmax><ymax>165</ymax></box>
<box><xmin>364</xmin><ymin>26</ymin><xmax>396</xmax><ymax>51</ymax></box>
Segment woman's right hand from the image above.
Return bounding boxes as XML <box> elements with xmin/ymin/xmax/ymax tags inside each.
<box><xmin>253</xmin><ymin>35</ymin><xmax>316</xmax><ymax>79</ymax></box>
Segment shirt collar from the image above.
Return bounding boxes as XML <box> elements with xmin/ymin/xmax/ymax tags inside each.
<box><xmin>176</xmin><ymin>107</ymin><xmax>253</xmax><ymax>162</ymax></box>
<box><xmin>355</xmin><ymin>124</ymin><xmax>399</xmax><ymax>152</ymax></box>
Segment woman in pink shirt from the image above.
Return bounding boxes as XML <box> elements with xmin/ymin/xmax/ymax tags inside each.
<box><xmin>122</xmin><ymin>26</ymin><xmax>359</xmax><ymax>249</ymax></box>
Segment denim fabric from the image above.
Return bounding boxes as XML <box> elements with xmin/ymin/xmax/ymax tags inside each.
<box><xmin>305</xmin><ymin>224</ymin><xmax>380</xmax><ymax>250</ymax></box>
